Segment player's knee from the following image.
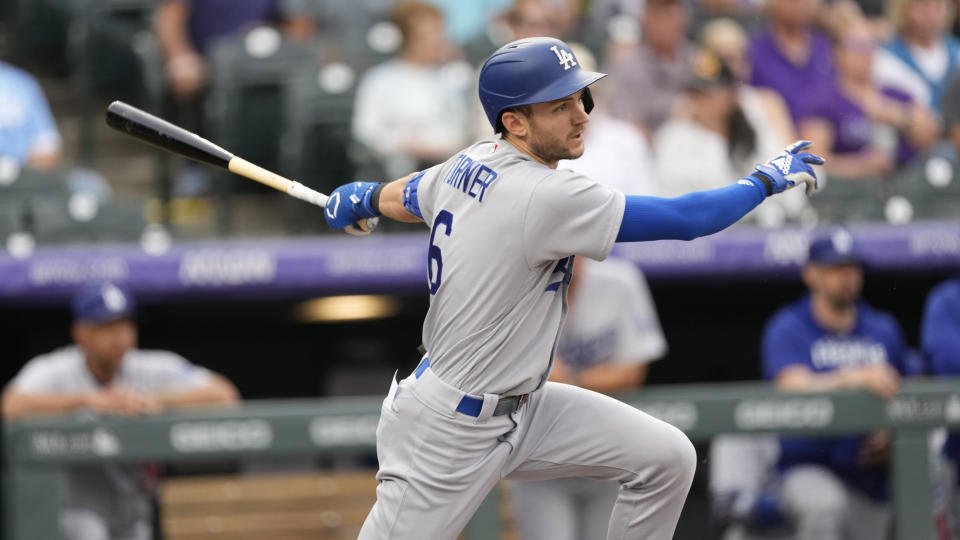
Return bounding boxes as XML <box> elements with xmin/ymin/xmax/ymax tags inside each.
<box><xmin>627</xmin><ymin>423</ymin><xmax>696</xmax><ymax>490</ymax></box>
<box><xmin>667</xmin><ymin>426</ymin><xmax>697</xmax><ymax>488</ymax></box>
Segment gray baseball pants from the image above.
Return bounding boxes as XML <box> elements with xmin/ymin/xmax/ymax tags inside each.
<box><xmin>358</xmin><ymin>364</ymin><xmax>696</xmax><ymax>540</ymax></box>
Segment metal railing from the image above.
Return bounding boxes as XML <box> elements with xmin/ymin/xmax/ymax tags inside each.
<box><xmin>6</xmin><ymin>379</ymin><xmax>960</xmax><ymax>539</ymax></box>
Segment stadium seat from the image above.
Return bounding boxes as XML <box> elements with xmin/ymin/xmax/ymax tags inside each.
<box><xmin>204</xmin><ymin>27</ymin><xmax>319</xmax><ymax>233</ymax></box>
<box><xmin>807</xmin><ymin>173</ymin><xmax>887</xmax><ymax>224</ymax></box>
<box><xmin>891</xmin><ymin>150</ymin><xmax>960</xmax><ymax>221</ymax></box>
<box><xmin>0</xmin><ymin>168</ymin><xmax>145</xmax><ymax>246</ymax></box>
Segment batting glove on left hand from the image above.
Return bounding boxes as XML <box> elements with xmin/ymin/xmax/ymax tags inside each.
<box><xmin>324</xmin><ymin>181</ymin><xmax>381</xmax><ymax>236</ymax></box>
<box><xmin>746</xmin><ymin>140</ymin><xmax>825</xmax><ymax>197</ymax></box>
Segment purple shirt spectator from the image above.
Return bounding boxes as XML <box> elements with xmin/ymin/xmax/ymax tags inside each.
<box><xmin>749</xmin><ymin>28</ymin><xmax>835</xmax><ymax>123</ymax></box>
<box><xmin>803</xmin><ymin>84</ymin><xmax>915</xmax><ymax>163</ymax></box>
<box><xmin>176</xmin><ymin>0</ymin><xmax>280</xmax><ymax>54</ymax></box>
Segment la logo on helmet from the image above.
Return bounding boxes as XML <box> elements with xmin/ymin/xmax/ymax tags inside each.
<box><xmin>550</xmin><ymin>46</ymin><xmax>577</xmax><ymax>70</ymax></box>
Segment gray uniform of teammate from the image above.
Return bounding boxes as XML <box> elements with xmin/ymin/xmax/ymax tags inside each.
<box><xmin>358</xmin><ymin>139</ymin><xmax>696</xmax><ymax>540</ymax></box>
<box><xmin>9</xmin><ymin>347</ymin><xmax>213</xmax><ymax>540</ymax></box>
<box><xmin>512</xmin><ymin>257</ymin><xmax>668</xmax><ymax>540</ymax></box>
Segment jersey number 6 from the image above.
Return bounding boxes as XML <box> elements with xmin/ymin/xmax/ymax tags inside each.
<box><xmin>428</xmin><ymin>210</ymin><xmax>454</xmax><ymax>295</ymax></box>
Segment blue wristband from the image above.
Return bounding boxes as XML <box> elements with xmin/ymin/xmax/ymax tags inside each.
<box><xmin>403</xmin><ymin>171</ymin><xmax>425</xmax><ymax>220</ymax></box>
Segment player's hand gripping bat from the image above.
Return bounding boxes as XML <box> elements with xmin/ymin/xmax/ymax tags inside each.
<box><xmin>105</xmin><ymin>100</ymin><xmax>377</xmax><ymax>234</ymax></box>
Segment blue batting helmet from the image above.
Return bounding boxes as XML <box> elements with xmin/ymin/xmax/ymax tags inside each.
<box><xmin>478</xmin><ymin>37</ymin><xmax>606</xmax><ymax>133</ymax></box>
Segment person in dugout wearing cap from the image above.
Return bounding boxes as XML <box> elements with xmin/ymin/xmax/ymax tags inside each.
<box><xmin>759</xmin><ymin>227</ymin><xmax>920</xmax><ymax>540</ymax></box>
<box><xmin>1</xmin><ymin>281</ymin><xmax>239</xmax><ymax>540</ymax></box>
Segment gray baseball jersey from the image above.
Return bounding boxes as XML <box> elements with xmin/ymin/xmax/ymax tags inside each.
<box><xmin>415</xmin><ymin>138</ymin><xmax>625</xmax><ymax>396</ymax></box>
<box><xmin>11</xmin><ymin>346</ymin><xmax>211</xmax><ymax>533</ymax></box>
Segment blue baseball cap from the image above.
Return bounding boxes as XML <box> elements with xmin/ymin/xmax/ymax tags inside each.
<box><xmin>807</xmin><ymin>228</ymin><xmax>861</xmax><ymax>266</ymax></box>
<box><xmin>72</xmin><ymin>282</ymin><xmax>136</xmax><ymax>324</ymax></box>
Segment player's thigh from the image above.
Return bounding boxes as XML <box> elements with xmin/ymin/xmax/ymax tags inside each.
<box><xmin>507</xmin><ymin>382</ymin><xmax>696</xmax><ymax>483</ymax></box>
<box><xmin>361</xmin><ymin>382</ymin><xmax>516</xmax><ymax>540</ymax></box>
<box><xmin>510</xmin><ymin>479</ymin><xmax>579</xmax><ymax>540</ymax></box>
<box><xmin>60</xmin><ymin>507</ymin><xmax>110</xmax><ymax>540</ymax></box>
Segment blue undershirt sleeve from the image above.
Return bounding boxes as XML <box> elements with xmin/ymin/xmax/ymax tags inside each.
<box><xmin>615</xmin><ymin>181</ymin><xmax>766</xmax><ymax>243</ymax></box>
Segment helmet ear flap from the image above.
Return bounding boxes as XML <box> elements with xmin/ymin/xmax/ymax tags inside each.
<box><xmin>582</xmin><ymin>87</ymin><xmax>595</xmax><ymax>115</ymax></box>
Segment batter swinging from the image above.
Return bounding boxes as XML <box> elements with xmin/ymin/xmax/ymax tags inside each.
<box><xmin>323</xmin><ymin>37</ymin><xmax>823</xmax><ymax>540</ymax></box>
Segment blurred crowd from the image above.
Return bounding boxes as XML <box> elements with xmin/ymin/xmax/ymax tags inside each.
<box><xmin>3</xmin><ymin>0</ymin><xmax>960</xmax><ymax>241</ymax></box>
<box><xmin>4</xmin><ymin>2</ymin><xmax>960</xmax><ymax>540</ymax></box>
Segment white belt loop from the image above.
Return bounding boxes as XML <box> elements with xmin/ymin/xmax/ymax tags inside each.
<box><xmin>475</xmin><ymin>393</ymin><xmax>500</xmax><ymax>424</ymax></box>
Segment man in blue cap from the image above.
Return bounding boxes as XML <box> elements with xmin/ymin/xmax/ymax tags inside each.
<box><xmin>2</xmin><ymin>281</ymin><xmax>238</xmax><ymax>540</ymax></box>
<box><xmin>761</xmin><ymin>228</ymin><xmax>910</xmax><ymax>540</ymax></box>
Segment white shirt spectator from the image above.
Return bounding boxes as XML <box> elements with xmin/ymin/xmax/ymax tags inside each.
<box><xmin>352</xmin><ymin>59</ymin><xmax>470</xmax><ymax>179</ymax></box>
<box><xmin>654</xmin><ymin>87</ymin><xmax>810</xmax><ymax>227</ymax></box>
<box><xmin>558</xmin><ymin>113</ymin><xmax>658</xmax><ymax>196</ymax></box>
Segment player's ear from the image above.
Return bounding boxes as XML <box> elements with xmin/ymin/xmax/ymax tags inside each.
<box><xmin>501</xmin><ymin>111</ymin><xmax>529</xmax><ymax>138</ymax></box>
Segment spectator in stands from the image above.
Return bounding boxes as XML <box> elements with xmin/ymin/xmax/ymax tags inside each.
<box><xmin>700</xmin><ymin>18</ymin><xmax>795</xmax><ymax>145</ymax></box>
<box><xmin>602</xmin><ymin>0</ymin><xmax>695</xmax><ymax>139</ymax></box>
<box><xmin>939</xmin><ymin>69</ymin><xmax>960</xmax><ymax>156</ymax></box>
<box><xmin>748</xmin><ymin>0</ymin><xmax>835</xmax><ymax>124</ymax></box>
<box><xmin>654</xmin><ymin>50</ymin><xmax>809</xmax><ymax>226</ymax></box>
<box><xmin>762</xmin><ymin>228</ymin><xmax>912</xmax><ymax>540</ymax></box>
<box><xmin>511</xmin><ymin>256</ymin><xmax>668</xmax><ymax>540</ymax></box>
<box><xmin>873</xmin><ymin>0</ymin><xmax>959</xmax><ymax>110</ymax></box>
<box><xmin>0</xmin><ymin>60</ymin><xmax>62</xmax><ymax>171</ymax></box>
<box><xmin>423</xmin><ymin>0</ymin><xmax>513</xmax><ymax>45</ymax></box>
<box><xmin>921</xmin><ymin>276</ymin><xmax>960</xmax><ymax>535</ymax></box>
<box><xmin>352</xmin><ymin>1</ymin><xmax>470</xmax><ymax>179</ymax></box>
<box><xmin>154</xmin><ymin>0</ymin><xmax>311</xmax><ymax>104</ymax></box>
<box><xmin>1</xmin><ymin>281</ymin><xmax>239</xmax><ymax>540</ymax></box>
<box><xmin>799</xmin><ymin>4</ymin><xmax>939</xmax><ymax>181</ymax></box>
<box><xmin>154</xmin><ymin>0</ymin><xmax>311</xmax><ymax>196</ymax></box>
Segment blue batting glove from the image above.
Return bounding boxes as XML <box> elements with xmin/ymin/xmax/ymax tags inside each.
<box><xmin>745</xmin><ymin>140</ymin><xmax>825</xmax><ymax>197</ymax></box>
<box><xmin>324</xmin><ymin>181</ymin><xmax>381</xmax><ymax>231</ymax></box>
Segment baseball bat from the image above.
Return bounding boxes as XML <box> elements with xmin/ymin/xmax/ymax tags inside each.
<box><xmin>105</xmin><ymin>100</ymin><xmax>328</xmax><ymax>208</ymax></box>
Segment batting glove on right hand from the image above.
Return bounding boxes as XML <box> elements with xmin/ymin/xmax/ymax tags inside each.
<box><xmin>324</xmin><ymin>181</ymin><xmax>381</xmax><ymax>236</ymax></box>
<box><xmin>747</xmin><ymin>140</ymin><xmax>825</xmax><ymax>197</ymax></box>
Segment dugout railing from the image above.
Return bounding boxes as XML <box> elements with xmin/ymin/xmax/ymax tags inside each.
<box><xmin>5</xmin><ymin>378</ymin><xmax>960</xmax><ymax>539</ymax></box>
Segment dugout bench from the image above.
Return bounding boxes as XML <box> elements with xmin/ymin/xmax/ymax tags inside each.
<box><xmin>5</xmin><ymin>379</ymin><xmax>960</xmax><ymax>540</ymax></box>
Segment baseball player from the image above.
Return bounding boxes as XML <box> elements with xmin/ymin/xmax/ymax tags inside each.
<box><xmin>762</xmin><ymin>229</ymin><xmax>911</xmax><ymax>540</ymax></box>
<box><xmin>323</xmin><ymin>37</ymin><xmax>823</xmax><ymax>540</ymax></box>
<box><xmin>1</xmin><ymin>282</ymin><xmax>239</xmax><ymax>540</ymax></box>
<box><xmin>511</xmin><ymin>255</ymin><xmax>667</xmax><ymax>540</ymax></box>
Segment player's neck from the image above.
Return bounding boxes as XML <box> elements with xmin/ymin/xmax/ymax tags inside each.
<box><xmin>502</xmin><ymin>135</ymin><xmax>558</xmax><ymax>169</ymax></box>
<box><xmin>84</xmin><ymin>355</ymin><xmax>117</xmax><ymax>385</ymax></box>
<box><xmin>811</xmin><ymin>294</ymin><xmax>857</xmax><ymax>334</ymax></box>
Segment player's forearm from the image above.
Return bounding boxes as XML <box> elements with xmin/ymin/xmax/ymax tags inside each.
<box><xmin>577</xmin><ymin>363</ymin><xmax>649</xmax><ymax>393</ymax></box>
<box><xmin>1</xmin><ymin>391</ymin><xmax>90</xmax><ymax>420</ymax></box>
<box><xmin>775</xmin><ymin>368</ymin><xmax>857</xmax><ymax>393</ymax></box>
<box><xmin>615</xmin><ymin>182</ymin><xmax>764</xmax><ymax>243</ymax></box>
<box><xmin>156</xmin><ymin>375</ymin><xmax>239</xmax><ymax>408</ymax></box>
<box><xmin>378</xmin><ymin>175</ymin><xmax>423</xmax><ymax>223</ymax></box>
